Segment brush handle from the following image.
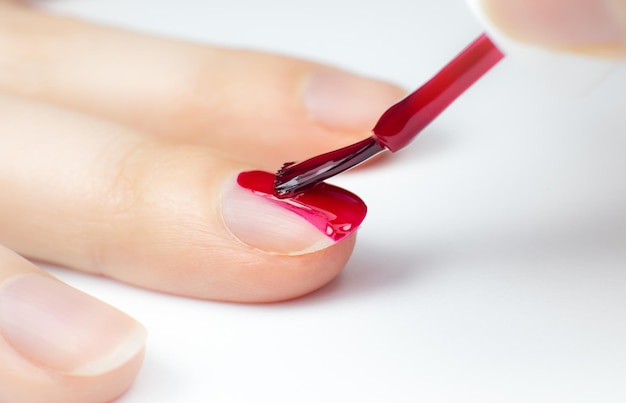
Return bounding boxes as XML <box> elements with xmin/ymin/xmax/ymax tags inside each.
<box><xmin>373</xmin><ymin>34</ymin><xmax>504</xmax><ymax>152</ymax></box>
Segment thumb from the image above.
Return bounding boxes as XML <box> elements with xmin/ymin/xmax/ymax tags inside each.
<box><xmin>477</xmin><ymin>0</ymin><xmax>626</xmax><ymax>56</ymax></box>
<box><xmin>468</xmin><ymin>0</ymin><xmax>625</xmax><ymax>94</ymax></box>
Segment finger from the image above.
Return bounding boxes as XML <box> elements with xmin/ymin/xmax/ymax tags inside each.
<box><xmin>0</xmin><ymin>3</ymin><xmax>405</xmax><ymax>170</ymax></box>
<box><xmin>0</xmin><ymin>93</ymin><xmax>363</xmax><ymax>302</ymax></box>
<box><xmin>0</xmin><ymin>244</ymin><xmax>146</xmax><ymax>403</ymax></box>
<box><xmin>478</xmin><ymin>0</ymin><xmax>626</xmax><ymax>57</ymax></box>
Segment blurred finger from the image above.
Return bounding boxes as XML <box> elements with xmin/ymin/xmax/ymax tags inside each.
<box><xmin>0</xmin><ymin>2</ymin><xmax>405</xmax><ymax>169</ymax></box>
<box><xmin>479</xmin><ymin>0</ymin><xmax>626</xmax><ymax>56</ymax></box>
<box><xmin>0</xmin><ymin>244</ymin><xmax>145</xmax><ymax>403</ymax></box>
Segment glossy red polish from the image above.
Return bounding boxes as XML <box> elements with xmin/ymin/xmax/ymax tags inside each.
<box><xmin>237</xmin><ymin>171</ymin><xmax>367</xmax><ymax>242</ymax></box>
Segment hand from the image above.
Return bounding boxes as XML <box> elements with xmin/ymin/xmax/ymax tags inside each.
<box><xmin>0</xmin><ymin>3</ymin><xmax>404</xmax><ymax>402</ymax></box>
<box><xmin>478</xmin><ymin>0</ymin><xmax>626</xmax><ymax>57</ymax></box>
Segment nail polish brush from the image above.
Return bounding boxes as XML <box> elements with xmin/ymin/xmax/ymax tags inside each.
<box><xmin>274</xmin><ymin>33</ymin><xmax>504</xmax><ymax>198</ymax></box>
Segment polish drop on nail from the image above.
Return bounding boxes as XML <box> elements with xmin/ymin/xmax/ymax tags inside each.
<box><xmin>237</xmin><ymin>171</ymin><xmax>367</xmax><ymax>242</ymax></box>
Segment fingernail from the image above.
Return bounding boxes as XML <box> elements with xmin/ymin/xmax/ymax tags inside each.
<box><xmin>0</xmin><ymin>274</ymin><xmax>147</xmax><ymax>376</ymax></box>
<box><xmin>467</xmin><ymin>0</ymin><xmax>621</xmax><ymax>94</ymax></box>
<box><xmin>478</xmin><ymin>0</ymin><xmax>626</xmax><ymax>49</ymax></box>
<box><xmin>304</xmin><ymin>69</ymin><xmax>406</xmax><ymax>131</ymax></box>
<box><xmin>220</xmin><ymin>170</ymin><xmax>367</xmax><ymax>255</ymax></box>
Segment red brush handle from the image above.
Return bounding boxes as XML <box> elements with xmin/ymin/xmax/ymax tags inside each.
<box><xmin>373</xmin><ymin>34</ymin><xmax>504</xmax><ymax>152</ymax></box>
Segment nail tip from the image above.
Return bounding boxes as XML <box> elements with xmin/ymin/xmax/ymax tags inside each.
<box><xmin>223</xmin><ymin>171</ymin><xmax>366</xmax><ymax>255</ymax></box>
<box><xmin>70</xmin><ymin>323</ymin><xmax>147</xmax><ymax>377</ymax></box>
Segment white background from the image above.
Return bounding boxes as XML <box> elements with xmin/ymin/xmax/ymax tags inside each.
<box><xmin>34</xmin><ymin>0</ymin><xmax>626</xmax><ymax>402</ymax></box>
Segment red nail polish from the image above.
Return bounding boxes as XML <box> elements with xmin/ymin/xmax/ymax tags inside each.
<box><xmin>237</xmin><ymin>171</ymin><xmax>366</xmax><ymax>242</ymax></box>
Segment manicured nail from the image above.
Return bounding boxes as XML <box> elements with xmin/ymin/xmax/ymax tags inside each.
<box><xmin>467</xmin><ymin>0</ymin><xmax>620</xmax><ymax>94</ymax></box>
<box><xmin>220</xmin><ymin>171</ymin><xmax>367</xmax><ymax>255</ymax></box>
<box><xmin>0</xmin><ymin>274</ymin><xmax>147</xmax><ymax>376</ymax></box>
<box><xmin>304</xmin><ymin>69</ymin><xmax>406</xmax><ymax>131</ymax></box>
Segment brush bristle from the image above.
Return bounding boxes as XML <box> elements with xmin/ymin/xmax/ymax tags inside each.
<box><xmin>273</xmin><ymin>136</ymin><xmax>385</xmax><ymax>198</ymax></box>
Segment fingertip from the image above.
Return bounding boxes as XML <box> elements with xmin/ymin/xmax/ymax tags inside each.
<box><xmin>228</xmin><ymin>232</ymin><xmax>359</xmax><ymax>303</ymax></box>
<box><xmin>468</xmin><ymin>0</ymin><xmax>622</xmax><ymax>94</ymax></box>
<box><xmin>0</xmin><ymin>246</ymin><xmax>146</xmax><ymax>403</ymax></box>
<box><xmin>472</xmin><ymin>0</ymin><xmax>626</xmax><ymax>54</ymax></box>
<box><xmin>0</xmin><ymin>273</ymin><xmax>147</xmax><ymax>378</ymax></box>
<box><xmin>210</xmin><ymin>169</ymin><xmax>365</xmax><ymax>301</ymax></box>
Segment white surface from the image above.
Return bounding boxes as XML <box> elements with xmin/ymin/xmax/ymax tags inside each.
<box><xmin>36</xmin><ymin>0</ymin><xmax>626</xmax><ymax>402</ymax></box>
